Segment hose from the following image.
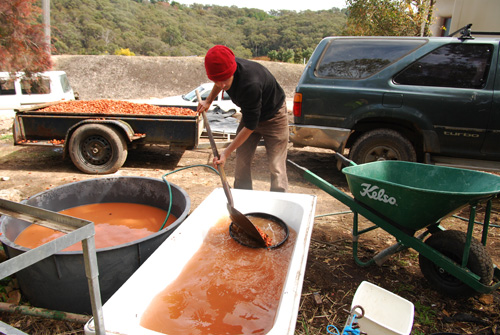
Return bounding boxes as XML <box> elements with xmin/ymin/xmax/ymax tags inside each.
<box><xmin>158</xmin><ymin>164</ymin><xmax>351</xmax><ymax>227</ymax></box>
<box><xmin>158</xmin><ymin>164</ymin><xmax>219</xmax><ymax>231</ymax></box>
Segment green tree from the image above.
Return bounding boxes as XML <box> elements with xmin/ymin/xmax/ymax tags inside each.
<box><xmin>277</xmin><ymin>49</ymin><xmax>294</xmax><ymax>63</ymax></box>
<box><xmin>46</xmin><ymin>0</ymin><xmax>347</xmax><ymax>58</ymax></box>
<box><xmin>302</xmin><ymin>48</ymin><xmax>313</xmax><ymax>63</ymax></box>
<box><xmin>162</xmin><ymin>25</ymin><xmax>184</xmax><ymax>46</ymax></box>
<box><xmin>0</xmin><ymin>0</ymin><xmax>52</xmax><ymax>73</ymax></box>
<box><xmin>233</xmin><ymin>46</ymin><xmax>252</xmax><ymax>59</ymax></box>
<box><xmin>345</xmin><ymin>0</ymin><xmax>435</xmax><ymax>36</ymax></box>
<box><xmin>268</xmin><ymin>50</ymin><xmax>278</xmax><ymax>61</ymax></box>
<box><xmin>293</xmin><ymin>49</ymin><xmax>303</xmax><ymax>64</ymax></box>
<box><xmin>139</xmin><ymin>37</ymin><xmax>168</xmax><ymax>56</ymax></box>
<box><xmin>291</xmin><ymin>47</ymin><xmax>313</xmax><ymax>64</ymax></box>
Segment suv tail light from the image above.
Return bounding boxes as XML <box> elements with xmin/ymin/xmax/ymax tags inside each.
<box><xmin>293</xmin><ymin>93</ymin><xmax>302</xmax><ymax>117</ymax></box>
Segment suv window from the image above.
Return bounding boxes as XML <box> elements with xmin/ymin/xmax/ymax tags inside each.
<box><xmin>394</xmin><ymin>44</ymin><xmax>493</xmax><ymax>89</ymax></box>
<box><xmin>316</xmin><ymin>39</ymin><xmax>426</xmax><ymax>79</ymax></box>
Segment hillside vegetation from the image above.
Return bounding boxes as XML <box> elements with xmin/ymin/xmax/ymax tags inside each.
<box><xmin>50</xmin><ymin>0</ymin><xmax>346</xmax><ymax>59</ymax></box>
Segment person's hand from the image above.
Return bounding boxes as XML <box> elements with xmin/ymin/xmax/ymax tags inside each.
<box><xmin>213</xmin><ymin>151</ymin><xmax>227</xmax><ymax>168</ymax></box>
<box><xmin>196</xmin><ymin>100</ymin><xmax>210</xmax><ymax>114</ymax></box>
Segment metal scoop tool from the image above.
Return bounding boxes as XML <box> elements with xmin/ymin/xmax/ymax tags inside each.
<box><xmin>196</xmin><ymin>90</ymin><xmax>267</xmax><ymax>247</ymax></box>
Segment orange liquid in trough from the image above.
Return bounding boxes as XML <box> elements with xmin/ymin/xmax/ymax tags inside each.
<box><xmin>140</xmin><ymin>217</ymin><xmax>296</xmax><ymax>335</ymax></box>
<box><xmin>14</xmin><ymin>203</ymin><xmax>175</xmax><ymax>251</ymax></box>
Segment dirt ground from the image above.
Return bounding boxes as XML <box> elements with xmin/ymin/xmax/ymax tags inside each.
<box><xmin>0</xmin><ymin>56</ymin><xmax>499</xmax><ymax>335</ymax></box>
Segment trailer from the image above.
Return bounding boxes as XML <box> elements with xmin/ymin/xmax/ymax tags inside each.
<box><xmin>12</xmin><ymin>101</ymin><xmax>204</xmax><ymax>175</ymax></box>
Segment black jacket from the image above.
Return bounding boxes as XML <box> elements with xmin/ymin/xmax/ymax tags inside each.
<box><xmin>226</xmin><ymin>58</ymin><xmax>285</xmax><ymax>130</ymax></box>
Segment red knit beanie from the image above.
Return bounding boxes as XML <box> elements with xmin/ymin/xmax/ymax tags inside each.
<box><xmin>205</xmin><ymin>45</ymin><xmax>237</xmax><ymax>81</ymax></box>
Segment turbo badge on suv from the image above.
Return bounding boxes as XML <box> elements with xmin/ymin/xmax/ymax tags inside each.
<box><xmin>290</xmin><ymin>26</ymin><xmax>500</xmax><ymax>171</ymax></box>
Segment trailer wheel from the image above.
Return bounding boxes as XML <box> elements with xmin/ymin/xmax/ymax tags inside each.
<box><xmin>349</xmin><ymin>129</ymin><xmax>416</xmax><ymax>164</ymax></box>
<box><xmin>69</xmin><ymin>124</ymin><xmax>127</xmax><ymax>174</ymax></box>
<box><xmin>418</xmin><ymin>230</ymin><xmax>493</xmax><ymax>297</ymax></box>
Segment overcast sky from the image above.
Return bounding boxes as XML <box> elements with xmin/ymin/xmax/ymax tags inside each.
<box><xmin>173</xmin><ymin>0</ymin><xmax>347</xmax><ymax>12</ymax></box>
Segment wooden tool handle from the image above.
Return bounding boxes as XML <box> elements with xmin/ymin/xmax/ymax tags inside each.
<box><xmin>196</xmin><ymin>90</ymin><xmax>234</xmax><ymax>207</ymax></box>
<box><xmin>196</xmin><ymin>90</ymin><xmax>219</xmax><ymax>158</ymax></box>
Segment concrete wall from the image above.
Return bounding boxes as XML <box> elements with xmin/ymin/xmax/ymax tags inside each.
<box><xmin>430</xmin><ymin>0</ymin><xmax>500</xmax><ymax>37</ymax></box>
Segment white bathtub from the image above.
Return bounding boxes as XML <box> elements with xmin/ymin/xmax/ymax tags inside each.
<box><xmin>84</xmin><ymin>188</ymin><xmax>317</xmax><ymax>335</ymax></box>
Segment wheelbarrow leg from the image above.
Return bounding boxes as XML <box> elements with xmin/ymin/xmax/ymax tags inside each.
<box><xmin>373</xmin><ymin>242</ymin><xmax>408</xmax><ymax>266</ymax></box>
<box><xmin>353</xmin><ymin>209</ymin><xmax>432</xmax><ymax>267</ymax></box>
<box><xmin>352</xmin><ymin>211</ymin><xmax>382</xmax><ymax>267</ymax></box>
<box><xmin>352</xmin><ymin>208</ymin><xmax>415</xmax><ymax>267</ymax></box>
<box><xmin>463</xmin><ymin>205</ymin><xmax>476</xmax><ymax>268</ymax></box>
<box><xmin>481</xmin><ymin>199</ymin><xmax>492</xmax><ymax>246</ymax></box>
<box><xmin>373</xmin><ymin>231</ymin><xmax>429</xmax><ymax>266</ymax></box>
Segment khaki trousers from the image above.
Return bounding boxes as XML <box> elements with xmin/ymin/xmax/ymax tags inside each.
<box><xmin>234</xmin><ymin>103</ymin><xmax>289</xmax><ymax>192</ymax></box>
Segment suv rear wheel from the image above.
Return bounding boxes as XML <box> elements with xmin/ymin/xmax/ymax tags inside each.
<box><xmin>349</xmin><ymin>128</ymin><xmax>416</xmax><ymax>164</ymax></box>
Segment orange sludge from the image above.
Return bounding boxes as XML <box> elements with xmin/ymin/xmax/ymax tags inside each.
<box><xmin>14</xmin><ymin>203</ymin><xmax>176</xmax><ymax>251</ymax></box>
<box><xmin>140</xmin><ymin>217</ymin><xmax>296</xmax><ymax>335</ymax></box>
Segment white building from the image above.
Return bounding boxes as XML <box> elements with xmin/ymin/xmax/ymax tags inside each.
<box><xmin>431</xmin><ymin>0</ymin><xmax>500</xmax><ymax>37</ymax></box>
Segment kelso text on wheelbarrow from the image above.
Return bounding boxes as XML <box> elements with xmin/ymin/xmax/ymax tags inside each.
<box><xmin>359</xmin><ymin>183</ymin><xmax>397</xmax><ymax>206</ymax></box>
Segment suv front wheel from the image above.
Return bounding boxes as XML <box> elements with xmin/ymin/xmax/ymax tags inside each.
<box><xmin>349</xmin><ymin>128</ymin><xmax>417</xmax><ymax>164</ymax></box>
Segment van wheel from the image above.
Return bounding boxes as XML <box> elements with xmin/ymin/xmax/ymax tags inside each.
<box><xmin>69</xmin><ymin>124</ymin><xmax>127</xmax><ymax>174</ymax></box>
<box><xmin>349</xmin><ymin>129</ymin><xmax>416</xmax><ymax>164</ymax></box>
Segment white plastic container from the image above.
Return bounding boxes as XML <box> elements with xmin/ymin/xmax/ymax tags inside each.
<box><xmin>349</xmin><ymin>281</ymin><xmax>414</xmax><ymax>335</ymax></box>
<box><xmin>84</xmin><ymin>188</ymin><xmax>317</xmax><ymax>335</ymax></box>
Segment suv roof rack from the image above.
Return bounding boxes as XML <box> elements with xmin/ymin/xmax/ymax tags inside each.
<box><xmin>449</xmin><ymin>23</ymin><xmax>500</xmax><ymax>39</ymax></box>
<box><xmin>450</xmin><ymin>24</ymin><xmax>473</xmax><ymax>39</ymax></box>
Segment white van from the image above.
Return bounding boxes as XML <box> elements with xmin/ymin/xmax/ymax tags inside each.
<box><xmin>0</xmin><ymin>71</ymin><xmax>76</xmax><ymax>110</ymax></box>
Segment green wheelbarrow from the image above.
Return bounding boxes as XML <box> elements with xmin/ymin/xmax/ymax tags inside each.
<box><xmin>288</xmin><ymin>154</ymin><xmax>500</xmax><ymax>297</ymax></box>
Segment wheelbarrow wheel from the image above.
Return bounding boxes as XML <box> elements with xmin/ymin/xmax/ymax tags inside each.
<box><xmin>419</xmin><ymin>230</ymin><xmax>493</xmax><ymax>297</ymax></box>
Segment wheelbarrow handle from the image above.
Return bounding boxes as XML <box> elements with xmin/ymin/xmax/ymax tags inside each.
<box><xmin>287</xmin><ymin>158</ymin><xmax>357</xmax><ymax>209</ymax></box>
<box><xmin>286</xmin><ymin>159</ymin><xmax>307</xmax><ymax>173</ymax></box>
<box><xmin>334</xmin><ymin>152</ymin><xmax>356</xmax><ymax>167</ymax></box>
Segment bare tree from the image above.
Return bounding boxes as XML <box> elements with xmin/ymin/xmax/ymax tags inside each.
<box><xmin>0</xmin><ymin>0</ymin><xmax>52</xmax><ymax>74</ymax></box>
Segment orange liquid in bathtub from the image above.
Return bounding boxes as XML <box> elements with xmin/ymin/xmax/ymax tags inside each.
<box><xmin>140</xmin><ymin>217</ymin><xmax>296</xmax><ymax>335</ymax></box>
<box><xmin>14</xmin><ymin>203</ymin><xmax>176</xmax><ymax>251</ymax></box>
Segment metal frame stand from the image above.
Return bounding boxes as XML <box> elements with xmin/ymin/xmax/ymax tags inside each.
<box><xmin>0</xmin><ymin>198</ymin><xmax>105</xmax><ymax>335</ymax></box>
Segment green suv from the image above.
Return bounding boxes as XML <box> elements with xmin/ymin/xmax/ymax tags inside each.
<box><xmin>290</xmin><ymin>27</ymin><xmax>500</xmax><ymax>171</ymax></box>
